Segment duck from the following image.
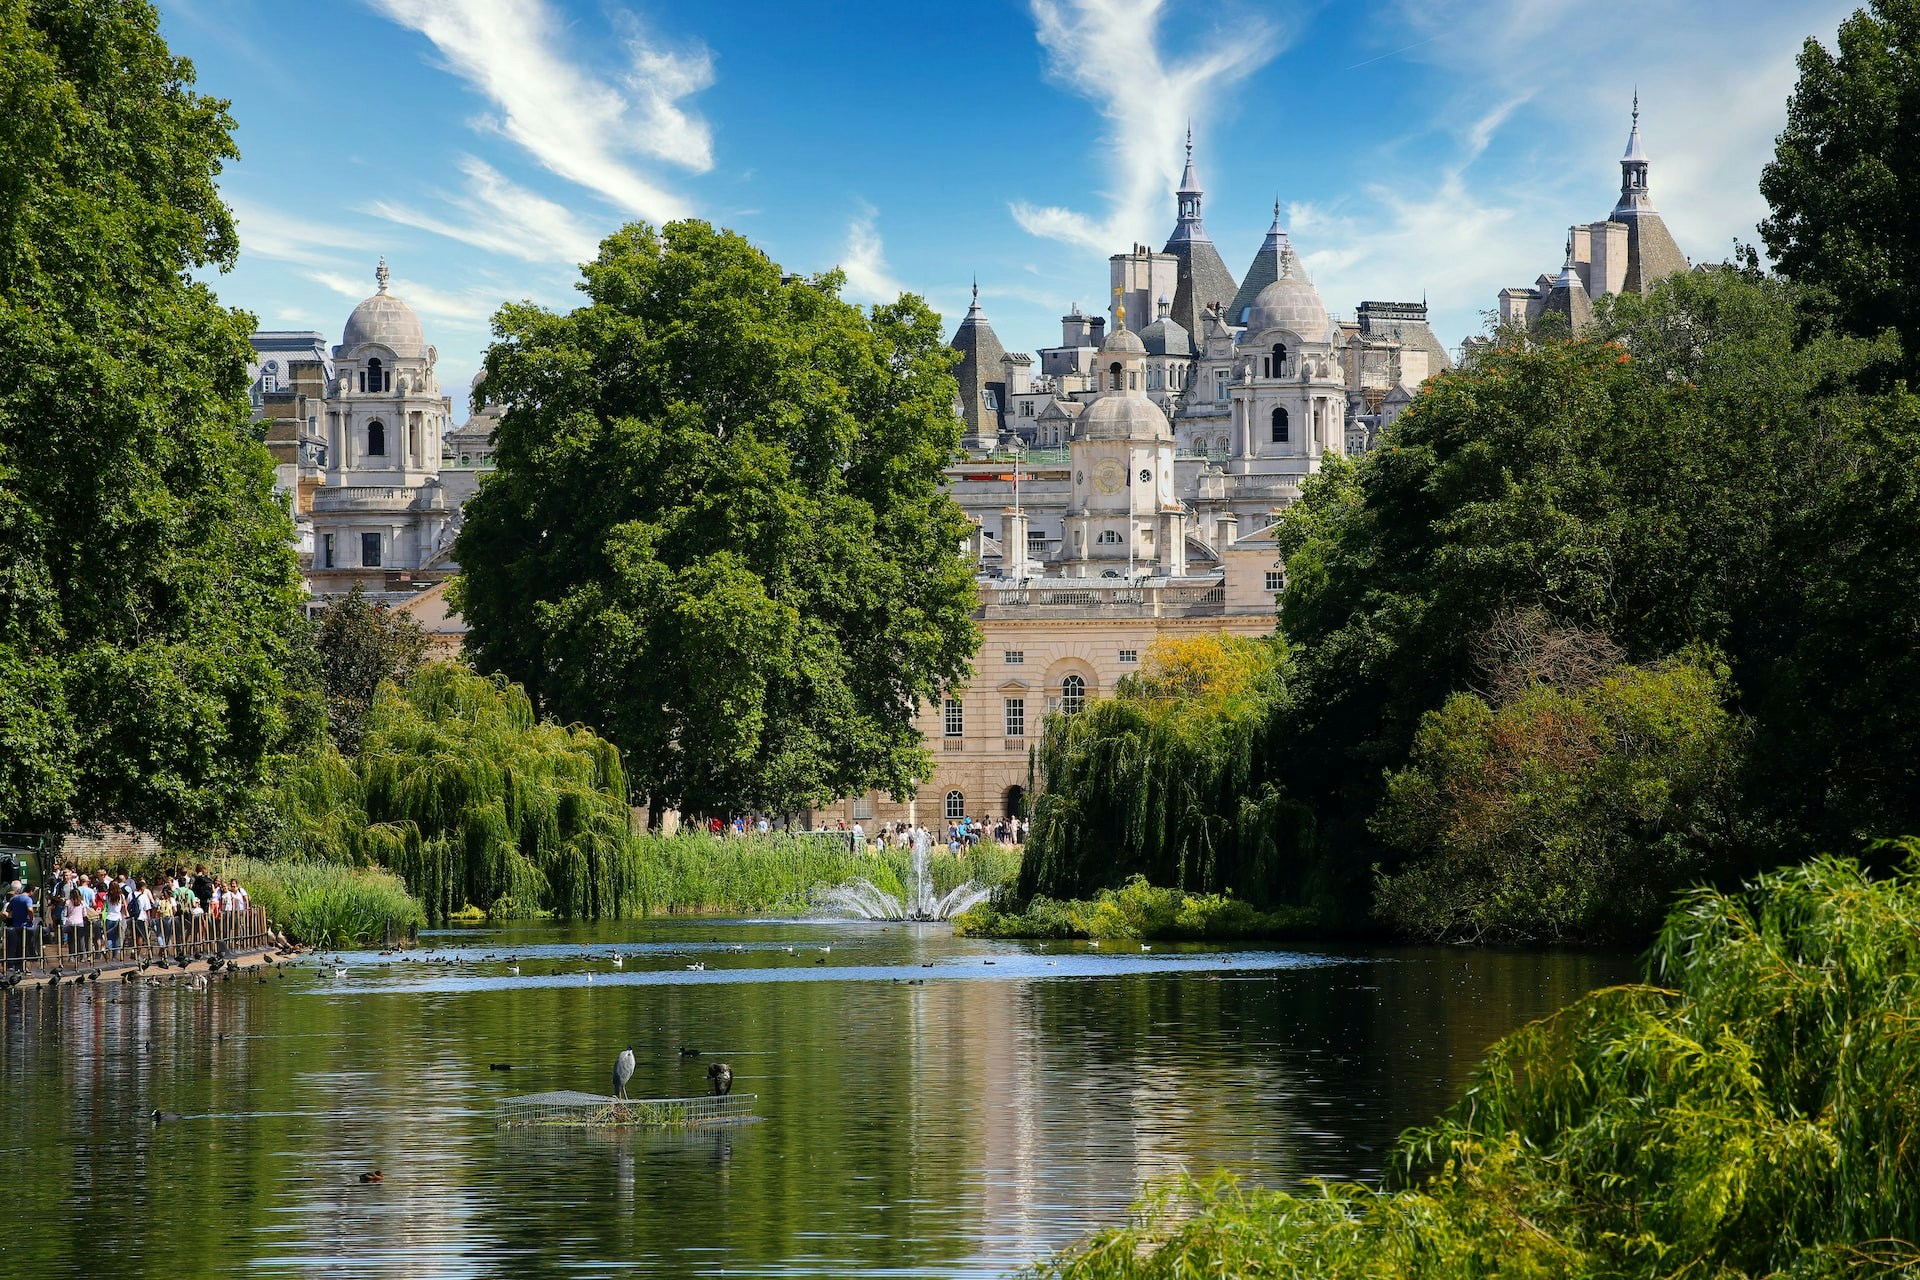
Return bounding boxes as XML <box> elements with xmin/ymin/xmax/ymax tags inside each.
<box><xmin>488</xmin><ymin>1063</ymin><xmax>514</xmax><ymax>1071</ymax></box>
<box><xmin>151</xmin><ymin>1109</ymin><xmax>183</xmax><ymax>1123</ymax></box>
<box><xmin>679</xmin><ymin>1046</ymin><xmax>702</xmax><ymax>1057</ymax></box>
<box><xmin>358</xmin><ymin>1170</ymin><xmax>385</xmax><ymax>1184</ymax></box>
<box><xmin>610</xmin><ymin>953</ymin><xmax>623</xmax><ymax>968</ymax></box>
<box><xmin>685</xmin><ymin>962</ymin><xmax>706</xmax><ymax>972</ymax></box>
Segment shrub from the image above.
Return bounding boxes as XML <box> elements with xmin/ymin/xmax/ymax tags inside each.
<box><xmin>955</xmin><ymin>876</ymin><xmax>1313</xmax><ymax>940</ymax></box>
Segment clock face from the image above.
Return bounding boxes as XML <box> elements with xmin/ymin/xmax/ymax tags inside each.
<box><xmin>1092</xmin><ymin>458</ymin><xmax>1123</xmax><ymax>494</ymax></box>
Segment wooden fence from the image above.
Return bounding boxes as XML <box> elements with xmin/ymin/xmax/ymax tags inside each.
<box><xmin>2</xmin><ymin>905</ymin><xmax>272</xmax><ymax>975</ymax></box>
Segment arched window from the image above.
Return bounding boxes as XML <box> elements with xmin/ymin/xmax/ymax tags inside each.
<box><xmin>945</xmin><ymin>790</ymin><xmax>966</xmax><ymax>821</ymax></box>
<box><xmin>1109</xmin><ymin>362</ymin><xmax>1123</xmax><ymax>392</ymax></box>
<box><xmin>1272</xmin><ymin>343</ymin><xmax>1288</xmax><ymax>373</ymax></box>
<box><xmin>1060</xmin><ymin>674</ymin><xmax>1086</xmax><ymax>715</ymax></box>
<box><xmin>1100</xmin><ymin>569</ymin><xmax>1121</xmax><ymax>578</ymax></box>
<box><xmin>1097</xmin><ymin>530</ymin><xmax>1123</xmax><ymax>545</ymax></box>
<box><xmin>365</xmin><ymin>357</ymin><xmax>389</xmax><ymax>393</ymax></box>
<box><xmin>1271</xmin><ymin>407</ymin><xmax>1289</xmax><ymax>443</ymax></box>
<box><xmin>367</xmin><ymin>420</ymin><xmax>387</xmax><ymax>456</ymax></box>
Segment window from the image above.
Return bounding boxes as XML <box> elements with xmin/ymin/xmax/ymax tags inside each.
<box><xmin>1060</xmin><ymin>674</ymin><xmax>1087</xmax><ymax>715</ymax></box>
<box><xmin>1004</xmin><ymin>650</ymin><xmax>1025</xmax><ymax>665</ymax></box>
<box><xmin>1118</xmin><ymin>648</ymin><xmax>1138</xmax><ymax>664</ymax></box>
<box><xmin>362</xmin><ymin>357</ymin><xmax>389</xmax><ymax>393</ymax></box>
<box><xmin>259</xmin><ymin>361</ymin><xmax>279</xmax><ymax>393</ymax></box>
<box><xmin>1271</xmin><ymin>407</ymin><xmax>1289</xmax><ymax>443</ymax></box>
<box><xmin>1109</xmin><ymin>362</ymin><xmax>1123</xmax><ymax>391</ymax></box>
<box><xmin>1215</xmin><ymin>369</ymin><xmax>1229</xmax><ymax>402</ymax></box>
<box><xmin>1100</xmin><ymin>569</ymin><xmax>1121</xmax><ymax>578</ymax></box>
<box><xmin>360</xmin><ymin>532</ymin><xmax>382</xmax><ymax>568</ymax></box>
<box><xmin>321</xmin><ymin>533</ymin><xmax>334</xmax><ymax>569</ymax></box>
<box><xmin>983</xmin><ymin>389</ymin><xmax>1000</xmax><ymax>410</ymax></box>
<box><xmin>853</xmin><ymin>795</ymin><xmax>875</xmax><ymax>821</ymax></box>
<box><xmin>1272</xmin><ymin>342</ymin><xmax>1288</xmax><ymax>373</ymax></box>
<box><xmin>1097</xmin><ymin>530</ymin><xmax>1123</xmax><ymax>545</ymax></box>
<box><xmin>1128</xmin><ymin>371</ymin><xmax>1138</xmax><ymax>390</ymax></box>
<box><xmin>943</xmin><ymin>698</ymin><xmax>963</xmax><ymax>738</ymax></box>
<box><xmin>1005</xmin><ymin>697</ymin><xmax>1025</xmax><ymax>738</ymax></box>
<box><xmin>1020</xmin><ymin>401</ymin><xmax>1033</xmax><ymax>417</ymax></box>
<box><xmin>1266</xmin><ymin>571</ymin><xmax>1285</xmax><ymax>591</ymax></box>
<box><xmin>367</xmin><ymin>420</ymin><xmax>387</xmax><ymax>456</ymax></box>
<box><xmin>945</xmin><ymin>791</ymin><xmax>967</xmax><ymax>822</ymax></box>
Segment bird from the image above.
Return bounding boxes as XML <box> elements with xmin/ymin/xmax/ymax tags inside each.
<box><xmin>507</xmin><ymin>962</ymin><xmax>520</xmax><ymax>975</ymax></box>
<box><xmin>586</xmin><ymin>972</ymin><xmax>595</xmax><ymax>983</ymax></box>
<box><xmin>610</xmin><ymin>953</ymin><xmax>623</xmax><ymax>968</ymax></box>
<box><xmin>1140</xmin><ymin>944</ymin><xmax>1152</xmax><ymax>953</ymax></box>
<box><xmin>679</xmin><ymin>1046</ymin><xmax>702</xmax><ymax>1057</ymax></box>
<box><xmin>151</xmin><ymin>1109</ymin><xmax>183</xmax><ymax>1123</ymax></box>
<box><xmin>489</xmin><ymin>1062</ymin><xmax>513</xmax><ymax>1071</ymax></box>
<box><xmin>706</xmin><ymin>1061</ymin><xmax>733</xmax><ymax>1097</ymax></box>
<box><xmin>358</xmin><ymin>1170</ymin><xmax>384</xmax><ymax>1184</ymax></box>
<box><xmin>1089</xmin><ymin>940</ymin><xmax>1100</xmax><ymax>948</ymax></box>
<box><xmin>783</xmin><ymin>946</ymin><xmax>795</xmax><ymax>955</ymax></box>
<box><xmin>685</xmin><ymin>962</ymin><xmax>705</xmax><ymax>972</ymax></box>
<box><xmin>818</xmin><ymin>945</ymin><xmax>832</xmax><ymax>954</ymax></box>
<box><xmin>613</xmin><ymin>1045</ymin><xmax>636</xmax><ymax>1100</ymax></box>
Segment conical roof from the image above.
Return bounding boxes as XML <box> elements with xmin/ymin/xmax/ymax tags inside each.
<box><xmin>949</xmin><ymin>280</ymin><xmax>1008</xmax><ymax>440</ymax></box>
<box><xmin>1160</xmin><ymin>131</ymin><xmax>1240</xmax><ymax>341</ymax></box>
<box><xmin>1227</xmin><ymin>201</ymin><xmax>1289</xmax><ymax>326</ymax></box>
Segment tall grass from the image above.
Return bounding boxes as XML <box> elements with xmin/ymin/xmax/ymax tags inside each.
<box><xmin>955</xmin><ymin>875</ymin><xmax>1316</xmax><ymax>940</ymax></box>
<box><xmin>1027</xmin><ymin>846</ymin><xmax>1920</xmax><ymax>1278</ymax></box>
<box><xmin>221</xmin><ymin>857</ymin><xmax>425</xmax><ymax>947</ymax></box>
<box><xmin>614</xmin><ymin>834</ymin><xmax>1022</xmax><ymax>916</ymax></box>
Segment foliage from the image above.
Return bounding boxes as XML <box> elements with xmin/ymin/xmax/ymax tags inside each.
<box><xmin>0</xmin><ymin>0</ymin><xmax>307</xmax><ymax>840</ymax></box>
<box><xmin>954</xmin><ymin>875</ymin><xmax>1315</xmax><ymax>940</ymax></box>
<box><xmin>1272</xmin><ymin>268</ymin><xmax>1911</xmax><ymax>912</ymax></box>
<box><xmin>1372</xmin><ymin>643</ymin><xmax>1746</xmax><ymax>943</ymax></box>
<box><xmin>311</xmin><ymin>585</ymin><xmax>428</xmax><ymax>753</ymax></box>
<box><xmin>1028</xmin><ymin>850</ymin><xmax>1920</xmax><ymax>1278</ymax></box>
<box><xmin>1759</xmin><ymin>0</ymin><xmax>1920</xmax><ymax>376</ymax></box>
<box><xmin>618</xmin><ymin>833</ymin><xmax>1020</xmax><ymax>916</ymax></box>
<box><xmin>1020</xmin><ymin>634</ymin><xmax>1312</xmax><ymax>908</ymax></box>
<box><xmin>453</xmin><ymin>220</ymin><xmax>979</xmax><ymax>821</ymax></box>
<box><xmin>283</xmin><ymin>662</ymin><xmax>634</xmax><ymax>922</ymax></box>
<box><xmin>216</xmin><ymin>856</ymin><xmax>423</xmax><ymax>947</ymax></box>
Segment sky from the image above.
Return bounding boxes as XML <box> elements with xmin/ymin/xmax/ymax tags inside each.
<box><xmin>159</xmin><ymin>0</ymin><xmax>1858</xmax><ymax>415</ymax></box>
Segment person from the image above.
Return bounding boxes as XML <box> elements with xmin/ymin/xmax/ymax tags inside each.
<box><xmin>62</xmin><ymin>888</ymin><xmax>87</xmax><ymax>957</ymax></box>
<box><xmin>102</xmin><ymin>881</ymin><xmax>126</xmax><ymax>953</ymax></box>
<box><xmin>152</xmin><ymin>879</ymin><xmax>175</xmax><ymax>949</ymax></box>
<box><xmin>133</xmin><ymin>879</ymin><xmax>153</xmax><ymax>948</ymax></box>
<box><xmin>5</xmin><ymin>881</ymin><xmax>34</xmax><ymax>972</ymax></box>
<box><xmin>191</xmin><ymin>864</ymin><xmax>214</xmax><ymax>913</ymax></box>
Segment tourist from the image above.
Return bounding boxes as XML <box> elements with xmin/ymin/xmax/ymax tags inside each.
<box><xmin>133</xmin><ymin>878</ymin><xmax>154</xmax><ymax>948</ymax></box>
<box><xmin>191</xmin><ymin>864</ymin><xmax>214</xmax><ymax>913</ymax></box>
<box><xmin>153</xmin><ymin>880</ymin><xmax>175</xmax><ymax>949</ymax></box>
<box><xmin>5</xmin><ymin>881</ymin><xmax>34</xmax><ymax>972</ymax></box>
<box><xmin>62</xmin><ymin>888</ymin><xmax>88</xmax><ymax>956</ymax></box>
<box><xmin>102</xmin><ymin>880</ymin><xmax>126</xmax><ymax>953</ymax></box>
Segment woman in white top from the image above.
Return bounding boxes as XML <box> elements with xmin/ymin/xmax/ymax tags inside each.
<box><xmin>63</xmin><ymin>889</ymin><xmax>88</xmax><ymax>956</ymax></box>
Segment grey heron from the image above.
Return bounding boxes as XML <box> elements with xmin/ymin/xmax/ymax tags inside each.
<box><xmin>612</xmin><ymin>1045</ymin><xmax>635</xmax><ymax>1099</ymax></box>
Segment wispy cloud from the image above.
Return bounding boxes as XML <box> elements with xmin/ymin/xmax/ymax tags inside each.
<box><xmin>307</xmin><ymin>268</ymin><xmax>500</xmax><ymax>328</ymax></box>
<box><xmin>1010</xmin><ymin>0</ymin><xmax>1289</xmax><ymax>252</ymax></box>
<box><xmin>232</xmin><ymin>201</ymin><xmax>384</xmax><ymax>268</ymax></box>
<box><xmin>837</xmin><ymin>202</ymin><xmax>906</xmax><ymax>303</ymax></box>
<box><xmin>365</xmin><ymin>0</ymin><xmax>714</xmax><ymax>222</ymax></box>
<box><xmin>364</xmin><ymin>156</ymin><xmax>605</xmax><ymax>265</ymax></box>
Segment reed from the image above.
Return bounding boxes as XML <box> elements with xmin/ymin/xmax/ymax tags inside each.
<box><xmin>219</xmin><ymin>857</ymin><xmax>424</xmax><ymax>947</ymax></box>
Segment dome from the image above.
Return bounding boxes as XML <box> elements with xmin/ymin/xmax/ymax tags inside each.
<box><xmin>342</xmin><ymin>291</ymin><xmax>425</xmax><ymax>357</ymax></box>
<box><xmin>1244</xmin><ymin>259</ymin><xmax>1328</xmax><ymax>338</ymax></box>
<box><xmin>1100</xmin><ymin>325</ymin><xmax>1147</xmax><ymax>355</ymax></box>
<box><xmin>1139</xmin><ymin>315</ymin><xmax>1193</xmax><ymax>357</ymax></box>
<box><xmin>1078</xmin><ymin>393</ymin><xmax>1171</xmax><ymax>442</ymax></box>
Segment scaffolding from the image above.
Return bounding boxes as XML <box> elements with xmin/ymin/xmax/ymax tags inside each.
<box><xmin>496</xmin><ymin>1090</ymin><xmax>756</xmax><ymax>1129</ymax></box>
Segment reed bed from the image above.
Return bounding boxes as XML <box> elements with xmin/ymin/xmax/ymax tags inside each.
<box><xmin>222</xmin><ymin>857</ymin><xmax>425</xmax><ymax>947</ymax></box>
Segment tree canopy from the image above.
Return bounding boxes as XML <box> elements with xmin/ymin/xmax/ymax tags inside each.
<box><xmin>453</xmin><ymin>220</ymin><xmax>979</xmax><ymax>820</ymax></box>
<box><xmin>313</xmin><ymin>585</ymin><xmax>428</xmax><ymax>754</ymax></box>
<box><xmin>0</xmin><ymin>0</ymin><xmax>306</xmax><ymax>840</ymax></box>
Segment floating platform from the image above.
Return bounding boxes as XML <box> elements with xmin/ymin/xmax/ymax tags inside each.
<box><xmin>496</xmin><ymin>1089</ymin><xmax>756</xmax><ymax>1129</ymax></box>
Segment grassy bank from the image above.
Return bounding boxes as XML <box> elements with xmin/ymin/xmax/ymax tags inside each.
<box><xmin>1027</xmin><ymin>848</ymin><xmax>1920</xmax><ymax>1277</ymax></box>
<box><xmin>954</xmin><ymin>875</ymin><xmax>1316</xmax><ymax>940</ymax></box>
<box><xmin>224</xmin><ymin>857</ymin><xmax>425</xmax><ymax>947</ymax></box>
<box><xmin>617</xmin><ymin>834</ymin><xmax>1021</xmax><ymax>916</ymax></box>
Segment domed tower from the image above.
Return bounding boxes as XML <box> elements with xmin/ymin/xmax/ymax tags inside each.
<box><xmin>1228</xmin><ymin>245</ymin><xmax>1348</xmax><ymax>479</ymax></box>
<box><xmin>310</xmin><ymin>259</ymin><xmax>458</xmax><ymax>589</ymax></box>
<box><xmin>1062</xmin><ymin>323</ymin><xmax>1188</xmax><ymax>578</ymax></box>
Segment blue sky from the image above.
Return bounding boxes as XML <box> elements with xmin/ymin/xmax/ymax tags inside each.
<box><xmin>160</xmin><ymin>0</ymin><xmax>1856</xmax><ymax>413</ymax></box>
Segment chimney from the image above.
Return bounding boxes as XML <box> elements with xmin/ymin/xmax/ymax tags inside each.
<box><xmin>1001</xmin><ymin>507</ymin><xmax>1030</xmax><ymax>578</ymax></box>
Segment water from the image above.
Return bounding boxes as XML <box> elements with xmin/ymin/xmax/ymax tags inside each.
<box><xmin>816</xmin><ymin>834</ymin><xmax>989</xmax><ymax>920</ymax></box>
<box><xmin>0</xmin><ymin>919</ymin><xmax>1635</xmax><ymax>1278</ymax></box>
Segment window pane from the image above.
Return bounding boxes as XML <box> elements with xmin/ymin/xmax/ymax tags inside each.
<box><xmin>943</xmin><ymin>698</ymin><xmax>963</xmax><ymax>738</ymax></box>
<box><xmin>945</xmin><ymin>791</ymin><xmax>966</xmax><ymax>821</ymax></box>
<box><xmin>1004</xmin><ymin>650</ymin><xmax>1024</xmax><ymax>665</ymax></box>
<box><xmin>1005</xmin><ymin>697</ymin><xmax>1025</xmax><ymax>738</ymax></box>
<box><xmin>1061</xmin><ymin>674</ymin><xmax>1085</xmax><ymax>715</ymax></box>
<box><xmin>1265</xmin><ymin>571</ymin><xmax>1285</xmax><ymax>591</ymax></box>
<box><xmin>360</xmin><ymin>532</ymin><xmax>381</xmax><ymax>568</ymax></box>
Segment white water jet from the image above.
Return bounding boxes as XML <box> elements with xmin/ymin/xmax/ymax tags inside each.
<box><xmin>815</xmin><ymin>830</ymin><xmax>991</xmax><ymax>921</ymax></box>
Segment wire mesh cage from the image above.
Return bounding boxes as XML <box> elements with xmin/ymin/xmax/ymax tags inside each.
<box><xmin>497</xmin><ymin>1089</ymin><xmax>756</xmax><ymax>1129</ymax></box>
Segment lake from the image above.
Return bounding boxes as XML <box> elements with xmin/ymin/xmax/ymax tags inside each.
<box><xmin>0</xmin><ymin>918</ymin><xmax>1636</xmax><ymax>1277</ymax></box>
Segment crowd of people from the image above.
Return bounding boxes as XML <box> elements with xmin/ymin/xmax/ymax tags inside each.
<box><xmin>697</xmin><ymin>813</ymin><xmax>1028</xmax><ymax>852</ymax></box>
<box><xmin>3</xmin><ymin>863</ymin><xmax>257</xmax><ymax>971</ymax></box>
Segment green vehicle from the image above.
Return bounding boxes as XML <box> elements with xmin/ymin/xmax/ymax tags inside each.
<box><xmin>0</xmin><ymin>833</ymin><xmax>54</xmax><ymax>893</ymax></box>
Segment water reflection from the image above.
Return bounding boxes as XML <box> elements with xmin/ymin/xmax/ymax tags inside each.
<box><xmin>0</xmin><ymin>921</ymin><xmax>1634</xmax><ymax>1278</ymax></box>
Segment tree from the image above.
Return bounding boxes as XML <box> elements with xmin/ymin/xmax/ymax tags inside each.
<box><xmin>0</xmin><ymin>1</ymin><xmax>306</xmax><ymax>840</ymax></box>
<box><xmin>1760</xmin><ymin>0</ymin><xmax>1920</xmax><ymax>373</ymax></box>
<box><xmin>1020</xmin><ymin>634</ymin><xmax>1311</xmax><ymax>909</ymax></box>
<box><xmin>1372</xmin><ymin>643</ymin><xmax>1745</xmax><ymax>943</ymax></box>
<box><xmin>453</xmin><ymin>221</ymin><xmax>979</xmax><ymax>820</ymax></box>
<box><xmin>313</xmin><ymin>585</ymin><xmax>428</xmax><ymax>753</ymax></box>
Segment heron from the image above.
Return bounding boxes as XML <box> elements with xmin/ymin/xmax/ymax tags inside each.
<box><xmin>612</xmin><ymin>1045</ymin><xmax>635</xmax><ymax>1099</ymax></box>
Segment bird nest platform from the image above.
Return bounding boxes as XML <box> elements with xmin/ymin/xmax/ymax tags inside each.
<box><xmin>496</xmin><ymin>1090</ymin><xmax>757</xmax><ymax>1129</ymax></box>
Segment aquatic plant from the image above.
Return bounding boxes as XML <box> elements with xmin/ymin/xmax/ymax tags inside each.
<box><xmin>1026</xmin><ymin>847</ymin><xmax>1920</xmax><ymax>1278</ymax></box>
<box><xmin>221</xmin><ymin>857</ymin><xmax>424</xmax><ymax>947</ymax></box>
<box><xmin>955</xmin><ymin>875</ymin><xmax>1313</xmax><ymax>940</ymax></box>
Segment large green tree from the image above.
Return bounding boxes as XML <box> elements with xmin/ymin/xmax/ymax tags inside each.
<box><xmin>0</xmin><ymin>0</ymin><xmax>306</xmax><ymax>840</ymax></box>
<box><xmin>312</xmin><ymin>585</ymin><xmax>428</xmax><ymax>754</ymax></box>
<box><xmin>1760</xmin><ymin>0</ymin><xmax>1920</xmax><ymax>371</ymax></box>
<box><xmin>453</xmin><ymin>221</ymin><xmax>979</xmax><ymax>820</ymax></box>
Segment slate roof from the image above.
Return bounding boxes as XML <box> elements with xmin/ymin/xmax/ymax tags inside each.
<box><xmin>949</xmin><ymin>283</ymin><xmax>1008</xmax><ymax>441</ymax></box>
<box><xmin>1227</xmin><ymin>204</ymin><xmax>1288</xmax><ymax>326</ymax></box>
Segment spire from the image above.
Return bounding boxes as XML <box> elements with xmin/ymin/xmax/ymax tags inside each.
<box><xmin>1615</xmin><ymin>92</ymin><xmax>1654</xmax><ymax>215</ymax></box>
<box><xmin>1167</xmin><ymin>128</ymin><xmax>1207</xmax><ymax>243</ymax></box>
<box><xmin>375</xmin><ymin>256</ymin><xmax>390</xmax><ymax>294</ymax></box>
<box><xmin>966</xmin><ymin>275</ymin><xmax>985</xmax><ymax>320</ymax></box>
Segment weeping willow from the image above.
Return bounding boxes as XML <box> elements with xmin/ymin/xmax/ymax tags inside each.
<box><xmin>282</xmin><ymin>663</ymin><xmax>633</xmax><ymax>920</ymax></box>
<box><xmin>1019</xmin><ymin>634</ymin><xmax>1313</xmax><ymax>910</ymax></box>
<box><xmin>1032</xmin><ymin>848</ymin><xmax>1920</xmax><ymax>1279</ymax></box>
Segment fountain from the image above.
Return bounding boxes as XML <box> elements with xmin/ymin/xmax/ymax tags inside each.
<box><xmin>815</xmin><ymin>831</ymin><xmax>991</xmax><ymax>921</ymax></box>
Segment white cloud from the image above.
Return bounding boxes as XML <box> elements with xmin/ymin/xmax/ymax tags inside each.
<box><xmin>306</xmin><ymin>268</ymin><xmax>500</xmax><ymax>328</ymax></box>
<box><xmin>366</xmin><ymin>0</ymin><xmax>714</xmax><ymax>222</ymax></box>
<box><xmin>1010</xmin><ymin>0</ymin><xmax>1289</xmax><ymax>252</ymax></box>
<box><xmin>364</xmin><ymin>156</ymin><xmax>605</xmax><ymax>265</ymax></box>
<box><xmin>838</xmin><ymin>202</ymin><xmax>906</xmax><ymax>303</ymax></box>
<box><xmin>232</xmin><ymin>201</ymin><xmax>383</xmax><ymax>267</ymax></box>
